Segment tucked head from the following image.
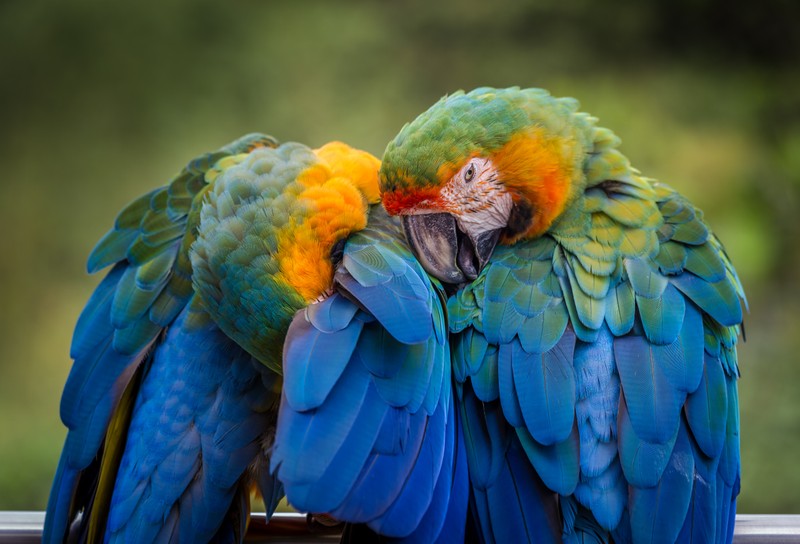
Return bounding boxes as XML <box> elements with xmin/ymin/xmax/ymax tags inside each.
<box><xmin>380</xmin><ymin>87</ymin><xmax>595</xmax><ymax>284</ymax></box>
<box><xmin>192</xmin><ymin>141</ymin><xmax>380</xmax><ymax>370</ymax></box>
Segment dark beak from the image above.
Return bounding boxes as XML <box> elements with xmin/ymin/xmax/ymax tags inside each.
<box><xmin>402</xmin><ymin>213</ymin><xmax>501</xmax><ymax>285</ymax></box>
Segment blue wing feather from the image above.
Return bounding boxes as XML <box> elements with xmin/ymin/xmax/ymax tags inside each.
<box><xmin>282</xmin><ymin>303</ymin><xmax>364</xmax><ymax>412</ymax></box>
<box><xmin>275</xmin><ymin>211</ymin><xmax>457</xmax><ymax>539</ymax></box>
<box><xmin>104</xmin><ymin>306</ymin><xmax>279</xmax><ymax>542</ymax></box>
<box><xmin>510</xmin><ymin>331</ymin><xmax>576</xmax><ymax>446</ymax></box>
<box><xmin>617</xmin><ymin>394</ymin><xmax>677</xmax><ymax>488</ymax></box>
<box><xmin>615</xmin><ymin>334</ymin><xmax>684</xmax><ymax>444</ymax></box>
<box><xmin>421</xmin><ymin>410</ymin><xmax>469</xmax><ymax>543</ymax></box>
<box><xmin>361</xmin><ymin>399</ymin><xmax>447</xmax><ymax>537</ymax></box>
<box><xmin>482</xmin><ymin>437</ymin><xmax>562</xmax><ymax>543</ymax></box>
<box><xmin>331</xmin><ymin>407</ymin><xmax>429</xmax><ymax>522</ymax></box>
<box><xmin>459</xmin><ymin>385</ymin><xmax>508</xmax><ymax>490</ymax></box>
<box><xmin>628</xmin><ymin>421</ymin><xmax>694</xmax><ymax>544</ymax></box>
<box><xmin>516</xmin><ymin>424</ymin><xmax>580</xmax><ymax>495</ymax></box>
<box><xmin>676</xmin><ymin>433</ymin><xmax>719</xmax><ymax>542</ymax></box>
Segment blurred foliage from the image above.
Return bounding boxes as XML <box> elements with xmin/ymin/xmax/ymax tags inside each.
<box><xmin>1</xmin><ymin>0</ymin><xmax>799</xmax><ymax>514</ymax></box>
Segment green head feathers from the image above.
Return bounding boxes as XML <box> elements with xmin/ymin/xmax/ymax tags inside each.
<box><xmin>380</xmin><ymin>87</ymin><xmax>596</xmax><ymax>212</ymax></box>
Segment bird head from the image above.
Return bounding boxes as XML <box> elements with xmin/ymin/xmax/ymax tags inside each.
<box><xmin>192</xmin><ymin>141</ymin><xmax>380</xmax><ymax>371</ymax></box>
<box><xmin>380</xmin><ymin>87</ymin><xmax>594</xmax><ymax>284</ymax></box>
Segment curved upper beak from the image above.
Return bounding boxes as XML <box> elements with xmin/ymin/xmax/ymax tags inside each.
<box><xmin>402</xmin><ymin>213</ymin><xmax>501</xmax><ymax>285</ymax></box>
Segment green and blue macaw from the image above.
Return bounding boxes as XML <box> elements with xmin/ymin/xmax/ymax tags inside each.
<box><xmin>380</xmin><ymin>87</ymin><xmax>746</xmax><ymax>543</ymax></box>
<box><xmin>44</xmin><ymin>135</ymin><xmax>467</xmax><ymax>542</ymax></box>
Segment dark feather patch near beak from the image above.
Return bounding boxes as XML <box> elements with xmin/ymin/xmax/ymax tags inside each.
<box><xmin>402</xmin><ymin>214</ymin><xmax>500</xmax><ymax>285</ymax></box>
<box><xmin>506</xmin><ymin>197</ymin><xmax>534</xmax><ymax>238</ymax></box>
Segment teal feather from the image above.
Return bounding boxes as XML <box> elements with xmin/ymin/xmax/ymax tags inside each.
<box><xmin>447</xmin><ymin>286</ymin><xmax>481</xmax><ymax>333</ymax></box>
<box><xmin>573</xmin><ymin>249</ymin><xmax>618</xmax><ymax>276</ymax></box>
<box><xmin>149</xmin><ymin>275</ymin><xmax>192</xmax><ymax>327</ymax></box>
<box><xmin>141</xmin><ymin>205</ymin><xmax>185</xmax><ymax>233</ymax></box>
<box><xmin>685</xmin><ymin>243</ymin><xmax>727</xmax><ymax>282</ymax></box>
<box><xmin>88</xmin><ymin>229</ymin><xmax>139</xmax><ymax>274</ymax></box>
<box><xmin>141</xmin><ymin>222</ymin><xmax>185</xmax><ymax>247</ymax></box>
<box><xmin>671</xmin><ymin>273</ymin><xmax>742</xmax><ymax>327</ymax></box>
<box><xmin>565</xmin><ymin>263</ymin><xmax>606</xmax><ymax>330</ymax></box>
<box><xmin>510</xmin><ymin>332</ymin><xmax>576</xmax><ymax>446</ymax></box>
<box><xmin>516</xmin><ymin>424</ymin><xmax>580</xmax><ymax>495</ymax></box>
<box><xmin>618</xmin><ymin>395</ymin><xmax>678</xmax><ymax>487</ymax></box>
<box><xmin>342</xmin><ymin>246</ymin><xmax>396</xmax><ymax>285</ymax></box>
<box><xmin>669</xmin><ymin>203</ymin><xmax>696</xmax><ymax>224</ymax></box>
<box><xmin>615</xmin><ymin>334</ymin><xmax>684</xmax><ymax>444</ymax></box>
<box><xmin>306</xmin><ymin>293</ymin><xmax>359</xmax><ymax>334</ymax></box>
<box><xmin>604</xmin><ymin>280</ymin><xmax>635</xmax><ymax>336</ymax></box>
<box><xmin>671</xmin><ymin>218</ymin><xmax>709</xmax><ymax>245</ymax></box>
<box><xmin>134</xmin><ymin>245</ymin><xmax>177</xmax><ymax>290</ymax></box>
<box><xmin>111</xmin><ymin>317</ymin><xmax>161</xmax><ymax>355</ymax></box>
<box><xmin>114</xmin><ymin>190</ymin><xmax>160</xmax><ymax>229</ymax></box>
<box><xmin>126</xmin><ymin>233</ymin><xmax>176</xmax><ymax>266</ymax></box>
<box><xmin>685</xmin><ymin>352</ymin><xmax>728</xmax><ymax>459</ymax></box>
<box><xmin>718</xmin><ymin>378</ymin><xmax>740</xmax><ymax>486</ymax></box>
<box><xmin>517</xmin><ymin>299</ymin><xmax>569</xmax><ymax>353</ymax></box>
<box><xmin>657</xmin><ymin>198</ymin><xmax>682</xmax><ymax>218</ymax></box>
<box><xmin>636</xmin><ymin>283</ymin><xmax>685</xmax><ymax>345</ymax></box>
<box><xmin>654</xmin><ymin>242</ymin><xmax>687</xmax><ymax>275</ymax></box>
<box><xmin>657</xmin><ymin>223</ymin><xmax>676</xmax><ymax>244</ymax></box>
<box><xmin>497</xmin><ymin>343</ymin><xmax>525</xmax><ymax>428</ymax></box>
<box><xmin>559</xmin><ymin>274</ymin><xmax>600</xmax><ymax>343</ymax></box>
<box><xmin>463</xmin><ymin>328</ymin><xmax>491</xmax><ymax>377</ymax></box>
<box><xmin>421</xmin><ymin>338</ymin><xmax>448</xmax><ymax>415</ymax></box>
<box><xmin>472</xmin><ymin>345</ymin><xmax>499</xmax><ymax>402</ymax></box>
<box><xmin>111</xmin><ymin>248</ymin><xmax>177</xmax><ymax>327</ymax></box>
<box><xmin>511</xmin><ymin>258</ymin><xmax>552</xmax><ymax>286</ymax></box>
<box><xmin>625</xmin><ymin>258</ymin><xmax>667</xmax><ymax>299</ymax></box>
<box><xmin>541</xmin><ymin>268</ymin><xmax>563</xmax><ymax>297</ymax></box>
<box><xmin>570</xmin><ymin>254</ymin><xmax>612</xmax><ymax>299</ymax></box>
<box><xmin>483</xmin><ymin>299</ymin><xmax>526</xmax><ymax>344</ymax></box>
<box><xmin>511</xmin><ymin>279</ymin><xmax>553</xmax><ymax>318</ymax></box>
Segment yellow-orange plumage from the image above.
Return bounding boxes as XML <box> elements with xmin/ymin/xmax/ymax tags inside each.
<box><xmin>491</xmin><ymin>128</ymin><xmax>580</xmax><ymax>242</ymax></box>
<box><xmin>274</xmin><ymin>143</ymin><xmax>380</xmax><ymax>302</ymax></box>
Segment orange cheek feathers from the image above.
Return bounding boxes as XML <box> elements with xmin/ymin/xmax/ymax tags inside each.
<box><xmin>491</xmin><ymin>130</ymin><xmax>579</xmax><ymax>241</ymax></box>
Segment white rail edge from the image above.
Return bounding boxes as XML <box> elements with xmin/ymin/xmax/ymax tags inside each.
<box><xmin>2</xmin><ymin>512</ymin><xmax>799</xmax><ymax>543</ymax></box>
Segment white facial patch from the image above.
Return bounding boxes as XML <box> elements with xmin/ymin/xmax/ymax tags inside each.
<box><xmin>440</xmin><ymin>158</ymin><xmax>513</xmax><ymax>237</ymax></box>
<box><xmin>458</xmin><ymin>190</ymin><xmax>513</xmax><ymax>232</ymax></box>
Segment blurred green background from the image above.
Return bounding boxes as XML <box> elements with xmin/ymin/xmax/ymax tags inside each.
<box><xmin>1</xmin><ymin>0</ymin><xmax>799</xmax><ymax>513</ymax></box>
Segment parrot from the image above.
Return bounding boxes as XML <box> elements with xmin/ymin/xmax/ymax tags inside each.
<box><xmin>378</xmin><ymin>87</ymin><xmax>746</xmax><ymax>543</ymax></box>
<box><xmin>43</xmin><ymin>133</ymin><xmax>467</xmax><ymax>543</ymax></box>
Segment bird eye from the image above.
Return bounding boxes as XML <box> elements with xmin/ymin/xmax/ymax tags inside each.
<box><xmin>464</xmin><ymin>163</ymin><xmax>476</xmax><ymax>182</ymax></box>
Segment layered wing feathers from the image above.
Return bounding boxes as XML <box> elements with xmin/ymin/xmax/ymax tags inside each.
<box><xmin>449</xmin><ymin>183</ymin><xmax>744</xmax><ymax>542</ymax></box>
<box><xmin>273</xmin><ymin>208</ymin><xmax>465</xmax><ymax>540</ymax></box>
<box><xmin>44</xmin><ymin>134</ymin><xmax>280</xmax><ymax>543</ymax></box>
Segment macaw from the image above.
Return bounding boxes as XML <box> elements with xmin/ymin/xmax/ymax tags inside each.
<box><xmin>44</xmin><ymin>134</ymin><xmax>466</xmax><ymax>543</ymax></box>
<box><xmin>379</xmin><ymin>87</ymin><xmax>746</xmax><ymax>543</ymax></box>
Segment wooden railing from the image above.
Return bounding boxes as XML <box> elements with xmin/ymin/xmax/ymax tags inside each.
<box><xmin>3</xmin><ymin>511</ymin><xmax>800</xmax><ymax>543</ymax></box>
